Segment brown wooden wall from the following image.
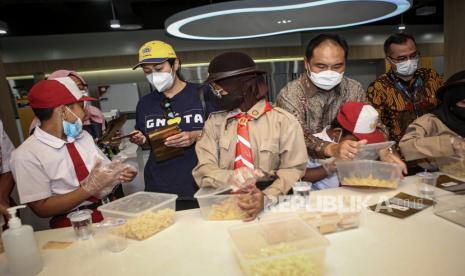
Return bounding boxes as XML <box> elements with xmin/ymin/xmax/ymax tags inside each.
<box><xmin>444</xmin><ymin>0</ymin><xmax>465</xmax><ymax>78</ymax></box>
<box><xmin>3</xmin><ymin>43</ymin><xmax>444</xmax><ymax>77</ymax></box>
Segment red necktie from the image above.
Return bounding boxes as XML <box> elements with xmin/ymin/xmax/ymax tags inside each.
<box><xmin>65</xmin><ymin>143</ymin><xmax>99</xmax><ymax>203</ymax></box>
<box><xmin>233</xmin><ymin>102</ymin><xmax>273</xmax><ymax>169</ymax></box>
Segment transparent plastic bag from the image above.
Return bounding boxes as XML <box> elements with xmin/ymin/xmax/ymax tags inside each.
<box><xmin>95</xmin><ymin>153</ymin><xmax>138</xmax><ymax>199</ymax></box>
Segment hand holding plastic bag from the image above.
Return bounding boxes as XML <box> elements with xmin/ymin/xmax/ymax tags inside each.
<box><xmin>81</xmin><ymin>159</ymin><xmax>122</xmax><ymax>197</ymax></box>
<box><xmin>94</xmin><ymin>154</ymin><xmax>138</xmax><ymax>199</ymax></box>
<box><xmin>230</xmin><ymin>167</ymin><xmax>264</xmax><ymax>192</ymax></box>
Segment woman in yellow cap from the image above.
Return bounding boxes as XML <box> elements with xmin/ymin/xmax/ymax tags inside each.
<box><xmin>130</xmin><ymin>40</ymin><xmax>214</xmax><ymax>210</ymax></box>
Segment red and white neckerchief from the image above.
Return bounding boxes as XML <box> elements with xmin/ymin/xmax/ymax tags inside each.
<box><xmin>233</xmin><ymin>102</ymin><xmax>273</xmax><ymax>169</ymax></box>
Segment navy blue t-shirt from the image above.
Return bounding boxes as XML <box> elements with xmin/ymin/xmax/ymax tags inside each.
<box><xmin>135</xmin><ymin>82</ymin><xmax>214</xmax><ymax>200</ymax></box>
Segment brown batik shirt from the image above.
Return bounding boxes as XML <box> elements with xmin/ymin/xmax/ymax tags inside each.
<box><xmin>367</xmin><ymin>68</ymin><xmax>443</xmax><ymax>145</ymax></box>
<box><xmin>276</xmin><ymin>74</ymin><xmax>367</xmax><ymax>159</ymax></box>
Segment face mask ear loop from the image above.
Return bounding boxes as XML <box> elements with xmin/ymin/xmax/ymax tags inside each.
<box><xmin>65</xmin><ymin>106</ymin><xmax>80</xmax><ymax>122</ymax></box>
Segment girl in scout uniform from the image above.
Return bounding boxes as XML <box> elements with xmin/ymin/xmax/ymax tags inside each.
<box><xmin>400</xmin><ymin>70</ymin><xmax>465</xmax><ymax>160</ymax></box>
<box><xmin>193</xmin><ymin>52</ymin><xmax>308</xmax><ymax>221</ymax></box>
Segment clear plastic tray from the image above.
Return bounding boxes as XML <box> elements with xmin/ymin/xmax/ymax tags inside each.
<box><xmin>355</xmin><ymin>141</ymin><xmax>395</xmax><ymax>160</ymax></box>
<box><xmin>98</xmin><ymin>192</ymin><xmax>177</xmax><ymax>219</ymax></box>
<box><xmin>436</xmin><ymin>156</ymin><xmax>465</xmax><ymax>179</ymax></box>
<box><xmin>434</xmin><ymin>194</ymin><xmax>465</xmax><ymax>228</ymax></box>
<box><xmin>299</xmin><ymin>211</ymin><xmax>361</xmax><ymax>234</ymax></box>
<box><xmin>194</xmin><ymin>186</ymin><xmax>247</xmax><ymax>220</ymax></box>
<box><xmin>336</xmin><ymin>160</ymin><xmax>403</xmax><ymax>189</ymax></box>
<box><xmin>228</xmin><ymin>216</ymin><xmax>329</xmax><ymax>276</ymax></box>
<box><xmin>98</xmin><ymin>192</ymin><xmax>177</xmax><ymax>240</ymax></box>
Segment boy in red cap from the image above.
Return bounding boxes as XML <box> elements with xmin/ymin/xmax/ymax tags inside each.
<box><xmin>304</xmin><ymin>102</ymin><xmax>406</xmax><ymax>189</ymax></box>
<box><xmin>10</xmin><ymin>78</ymin><xmax>137</xmax><ymax>228</ymax></box>
<box><xmin>29</xmin><ymin>69</ymin><xmax>106</xmax><ymax>139</ymax></box>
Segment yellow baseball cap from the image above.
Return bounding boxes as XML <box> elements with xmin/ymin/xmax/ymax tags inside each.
<box><xmin>132</xmin><ymin>40</ymin><xmax>177</xmax><ymax>70</ymax></box>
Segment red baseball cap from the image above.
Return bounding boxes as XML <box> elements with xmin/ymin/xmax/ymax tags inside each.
<box><xmin>336</xmin><ymin>102</ymin><xmax>386</xmax><ymax>144</ymax></box>
<box><xmin>28</xmin><ymin>77</ymin><xmax>96</xmax><ymax>109</ymax></box>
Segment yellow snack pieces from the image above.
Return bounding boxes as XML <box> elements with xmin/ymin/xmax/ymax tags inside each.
<box><xmin>208</xmin><ymin>198</ymin><xmax>248</xmax><ymax>220</ymax></box>
<box><xmin>122</xmin><ymin>208</ymin><xmax>175</xmax><ymax>240</ymax></box>
<box><xmin>247</xmin><ymin>243</ymin><xmax>322</xmax><ymax>276</ymax></box>
<box><xmin>342</xmin><ymin>174</ymin><xmax>397</xmax><ymax>188</ymax></box>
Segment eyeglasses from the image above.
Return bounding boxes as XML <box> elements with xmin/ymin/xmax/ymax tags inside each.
<box><xmin>160</xmin><ymin>97</ymin><xmax>176</xmax><ymax>119</ymax></box>
<box><xmin>388</xmin><ymin>51</ymin><xmax>420</xmax><ymax>63</ymax></box>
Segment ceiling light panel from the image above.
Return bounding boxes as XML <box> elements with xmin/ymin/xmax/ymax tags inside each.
<box><xmin>166</xmin><ymin>0</ymin><xmax>411</xmax><ymax>40</ymax></box>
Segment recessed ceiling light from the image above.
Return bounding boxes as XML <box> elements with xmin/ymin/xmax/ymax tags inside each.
<box><xmin>416</xmin><ymin>6</ymin><xmax>436</xmax><ymax>16</ymax></box>
<box><xmin>110</xmin><ymin>19</ymin><xmax>121</xmax><ymax>29</ymax></box>
<box><xmin>363</xmin><ymin>35</ymin><xmax>374</xmax><ymax>41</ymax></box>
<box><xmin>120</xmin><ymin>23</ymin><xmax>143</xmax><ymax>30</ymax></box>
<box><xmin>422</xmin><ymin>33</ymin><xmax>433</xmax><ymax>40</ymax></box>
<box><xmin>0</xmin><ymin>20</ymin><xmax>8</xmax><ymax>35</ymax></box>
<box><xmin>109</xmin><ymin>0</ymin><xmax>120</xmax><ymax>29</ymax></box>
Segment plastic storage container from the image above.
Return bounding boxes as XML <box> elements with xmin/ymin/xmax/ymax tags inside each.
<box><xmin>434</xmin><ymin>194</ymin><xmax>465</xmax><ymax>228</ymax></box>
<box><xmin>355</xmin><ymin>141</ymin><xmax>395</xmax><ymax>160</ymax></box>
<box><xmin>336</xmin><ymin>160</ymin><xmax>403</xmax><ymax>189</ymax></box>
<box><xmin>228</xmin><ymin>216</ymin><xmax>329</xmax><ymax>276</ymax></box>
<box><xmin>436</xmin><ymin>156</ymin><xmax>465</xmax><ymax>179</ymax></box>
<box><xmin>194</xmin><ymin>186</ymin><xmax>248</xmax><ymax>220</ymax></box>
<box><xmin>299</xmin><ymin>210</ymin><xmax>361</xmax><ymax>234</ymax></box>
<box><xmin>98</xmin><ymin>192</ymin><xmax>177</xmax><ymax>240</ymax></box>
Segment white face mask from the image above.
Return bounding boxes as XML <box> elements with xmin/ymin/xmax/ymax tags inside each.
<box><xmin>394</xmin><ymin>58</ymin><xmax>418</xmax><ymax>77</ymax></box>
<box><xmin>146</xmin><ymin>69</ymin><xmax>175</xmax><ymax>93</ymax></box>
<box><xmin>308</xmin><ymin>70</ymin><xmax>344</xmax><ymax>91</ymax></box>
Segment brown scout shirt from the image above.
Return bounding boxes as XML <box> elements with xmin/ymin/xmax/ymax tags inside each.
<box><xmin>399</xmin><ymin>113</ymin><xmax>458</xmax><ymax>161</ymax></box>
<box><xmin>192</xmin><ymin>99</ymin><xmax>308</xmax><ymax>197</ymax></box>
<box><xmin>276</xmin><ymin>74</ymin><xmax>367</xmax><ymax>159</ymax></box>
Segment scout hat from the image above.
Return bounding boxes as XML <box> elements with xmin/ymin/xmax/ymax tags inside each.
<box><xmin>133</xmin><ymin>40</ymin><xmax>177</xmax><ymax>70</ymax></box>
<box><xmin>436</xmin><ymin>70</ymin><xmax>465</xmax><ymax>101</ymax></box>
<box><xmin>336</xmin><ymin>102</ymin><xmax>385</xmax><ymax>144</ymax></box>
<box><xmin>206</xmin><ymin>52</ymin><xmax>265</xmax><ymax>83</ymax></box>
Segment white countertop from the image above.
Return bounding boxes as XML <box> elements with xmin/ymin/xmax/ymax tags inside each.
<box><xmin>1</xmin><ymin>176</ymin><xmax>464</xmax><ymax>276</ymax></box>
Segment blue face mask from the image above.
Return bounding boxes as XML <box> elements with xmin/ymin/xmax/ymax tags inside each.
<box><xmin>63</xmin><ymin>107</ymin><xmax>83</xmax><ymax>139</ymax></box>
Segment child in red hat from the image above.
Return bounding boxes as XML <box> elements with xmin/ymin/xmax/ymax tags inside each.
<box><xmin>10</xmin><ymin>78</ymin><xmax>137</xmax><ymax>228</ymax></box>
<box><xmin>304</xmin><ymin>102</ymin><xmax>406</xmax><ymax>189</ymax></box>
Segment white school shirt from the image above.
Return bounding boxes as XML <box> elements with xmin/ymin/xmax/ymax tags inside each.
<box><xmin>0</xmin><ymin>120</ymin><xmax>15</xmax><ymax>174</ymax></box>
<box><xmin>10</xmin><ymin>127</ymin><xmax>108</xmax><ymax>204</ymax></box>
<box><xmin>307</xmin><ymin>126</ymin><xmax>339</xmax><ymax>190</ymax></box>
